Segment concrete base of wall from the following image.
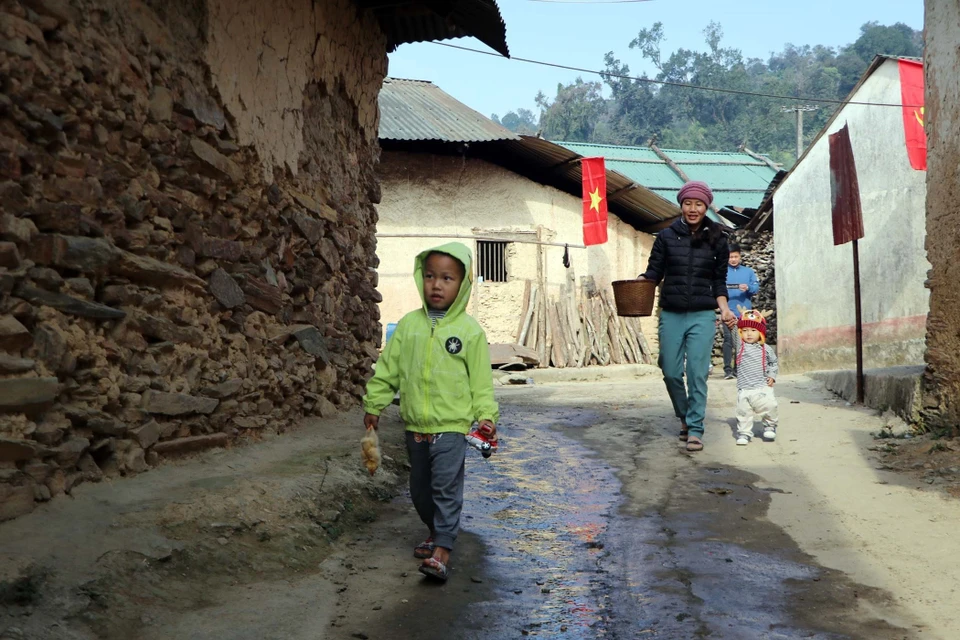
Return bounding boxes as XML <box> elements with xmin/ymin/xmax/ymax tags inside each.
<box><xmin>808</xmin><ymin>366</ymin><xmax>924</xmax><ymax>423</ymax></box>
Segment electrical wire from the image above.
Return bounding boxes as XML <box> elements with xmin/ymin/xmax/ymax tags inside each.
<box><xmin>528</xmin><ymin>0</ymin><xmax>654</xmax><ymax>3</ymax></box>
<box><xmin>432</xmin><ymin>42</ymin><xmax>923</xmax><ymax>108</ymax></box>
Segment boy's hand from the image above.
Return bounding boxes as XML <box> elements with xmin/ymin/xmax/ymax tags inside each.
<box><xmin>478</xmin><ymin>419</ymin><xmax>497</xmax><ymax>441</ymax></box>
<box><xmin>364</xmin><ymin>413</ymin><xmax>380</xmax><ymax>430</ymax></box>
<box><xmin>766</xmin><ymin>378</ymin><xmax>776</xmax><ymax>387</ymax></box>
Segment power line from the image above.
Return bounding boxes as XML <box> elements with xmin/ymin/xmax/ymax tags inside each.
<box><xmin>527</xmin><ymin>0</ymin><xmax>654</xmax><ymax>3</ymax></box>
<box><xmin>432</xmin><ymin>42</ymin><xmax>923</xmax><ymax>108</ymax></box>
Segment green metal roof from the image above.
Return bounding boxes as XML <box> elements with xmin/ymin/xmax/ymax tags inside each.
<box><xmin>553</xmin><ymin>141</ymin><xmax>779</xmax><ymax>215</ymax></box>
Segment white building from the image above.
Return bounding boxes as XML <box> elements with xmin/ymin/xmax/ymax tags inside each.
<box><xmin>375</xmin><ymin>78</ymin><xmax>679</xmax><ymax>357</ymax></box>
<box><xmin>749</xmin><ymin>56</ymin><xmax>929</xmax><ymax>374</ymax></box>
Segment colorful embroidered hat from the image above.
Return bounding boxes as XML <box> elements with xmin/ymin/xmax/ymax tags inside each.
<box><xmin>738</xmin><ymin>309</ymin><xmax>767</xmax><ymax>343</ymax></box>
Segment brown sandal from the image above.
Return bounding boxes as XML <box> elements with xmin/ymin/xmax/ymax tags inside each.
<box><xmin>685</xmin><ymin>436</ymin><xmax>703</xmax><ymax>452</ymax></box>
<box><xmin>678</xmin><ymin>430</ymin><xmax>688</xmax><ymax>442</ymax></box>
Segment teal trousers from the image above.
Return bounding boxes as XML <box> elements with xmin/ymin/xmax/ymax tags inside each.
<box><xmin>658</xmin><ymin>310</ymin><xmax>716</xmax><ymax>438</ymax></box>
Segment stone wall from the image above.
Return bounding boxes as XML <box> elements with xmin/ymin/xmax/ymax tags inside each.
<box><xmin>920</xmin><ymin>0</ymin><xmax>960</xmax><ymax>434</ymax></box>
<box><xmin>0</xmin><ymin>0</ymin><xmax>386</xmax><ymax>521</ymax></box>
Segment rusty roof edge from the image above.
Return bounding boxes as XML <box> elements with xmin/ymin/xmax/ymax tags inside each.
<box><xmin>744</xmin><ymin>55</ymin><xmax>916</xmax><ymax>232</ymax></box>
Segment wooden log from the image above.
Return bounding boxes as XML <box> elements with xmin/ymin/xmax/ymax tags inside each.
<box><xmin>554</xmin><ymin>299</ymin><xmax>576</xmax><ymax>368</ymax></box>
<box><xmin>590</xmin><ymin>297</ymin><xmax>610</xmax><ymax>365</ymax></box>
<box><xmin>519</xmin><ymin>284</ymin><xmax>538</xmax><ymax>347</ymax></box>
<box><xmin>547</xmin><ymin>300</ymin><xmax>565</xmax><ymax>368</ymax></box>
<box><xmin>515</xmin><ymin>279</ymin><xmax>532</xmax><ymax>342</ymax></box>
<box><xmin>600</xmin><ymin>291</ymin><xmax>628</xmax><ymax>363</ymax></box>
<box><xmin>627</xmin><ymin>317</ymin><xmax>654</xmax><ymax>365</ymax></box>
<box><xmin>595</xmin><ymin>298</ymin><xmax>611</xmax><ymax>365</ymax></box>
<box><xmin>536</xmin><ymin>288</ymin><xmax>547</xmax><ymax>367</ymax></box>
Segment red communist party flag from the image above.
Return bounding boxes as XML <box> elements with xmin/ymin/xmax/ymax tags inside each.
<box><xmin>581</xmin><ymin>157</ymin><xmax>608</xmax><ymax>246</ymax></box>
<box><xmin>898</xmin><ymin>59</ymin><xmax>926</xmax><ymax>171</ymax></box>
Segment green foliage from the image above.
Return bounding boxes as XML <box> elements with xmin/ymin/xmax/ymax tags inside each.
<box><xmin>491</xmin><ymin>108</ymin><xmax>538</xmax><ymax>135</ymax></box>
<box><xmin>507</xmin><ymin>21</ymin><xmax>922</xmax><ymax>164</ymax></box>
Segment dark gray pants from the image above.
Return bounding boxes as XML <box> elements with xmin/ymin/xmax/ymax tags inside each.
<box><xmin>721</xmin><ymin>323</ymin><xmax>736</xmax><ymax>376</ymax></box>
<box><xmin>406</xmin><ymin>431</ymin><xmax>466</xmax><ymax>551</ymax></box>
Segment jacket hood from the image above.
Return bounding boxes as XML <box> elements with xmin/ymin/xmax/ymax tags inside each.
<box><xmin>414</xmin><ymin>242</ymin><xmax>473</xmax><ymax>320</ymax></box>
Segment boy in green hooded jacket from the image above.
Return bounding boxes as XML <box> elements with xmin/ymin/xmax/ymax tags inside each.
<box><xmin>362</xmin><ymin>242</ymin><xmax>499</xmax><ymax>582</ymax></box>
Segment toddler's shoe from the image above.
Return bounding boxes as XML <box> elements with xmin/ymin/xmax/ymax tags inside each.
<box><xmin>736</xmin><ymin>436</ymin><xmax>750</xmax><ymax>446</ymax></box>
<box><xmin>762</xmin><ymin>428</ymin><xmax>777</xmax><ymax>441</ymax></box>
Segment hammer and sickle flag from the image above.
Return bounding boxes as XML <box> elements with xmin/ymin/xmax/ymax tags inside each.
<box><xmin>898</xmin><ymin>59</ymin><xmax>926</xmax><ymax>171</ymax></box>
<box><xmin>581</xmin><ymin>157</ymin><xmax>608</xmax><ymax>246</ymax></box>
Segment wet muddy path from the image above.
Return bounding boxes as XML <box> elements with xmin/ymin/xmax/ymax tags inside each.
<box><xmin>350</xmin><ymin>383</ymin><xmax>912</xmax><ymax>640</ymax></box>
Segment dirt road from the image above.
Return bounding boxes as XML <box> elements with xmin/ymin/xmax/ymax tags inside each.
<box><xmin>2</xmin><ymin>374</ymin><xmax>958</xmax><ymax>639</ymax></box>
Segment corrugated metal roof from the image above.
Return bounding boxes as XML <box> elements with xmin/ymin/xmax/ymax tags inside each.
<box><xmin>359</xmin><ymin>0</ymin><xmax>510</xmax><ymax>57</ymax></box>
<box><xmin>379</xmin><ymin>78</ymin><xmax>519</xmax><ymax>143</ymax></box>
<box><xmin>554</xmin><ymin>141</ymin><xmax>779</xmax><ymax>211</ymax></box>
<box><xmin>489</xmin><ymin>136</ymin><xmax>679</xmax><ymax>228</ymax></box>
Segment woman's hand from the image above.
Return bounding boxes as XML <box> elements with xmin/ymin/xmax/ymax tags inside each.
<box><xmin>636</xmin><ymin>275</ymin><xmax>647</xmax><ymax>282</ymax></box>
<box><xmin>364</xmin><ymin>413</ymin><xmax>379</xmax><ymax>430</ymax></box>
<box><xmin>766</xmin><ymin>378</ymin><xmax>776</xmax><ymax>387</ymax></box>
<box><xmin>721</xmin><ymin>308</ymin><xmax>737</xmax><ymax>328</ymax></box>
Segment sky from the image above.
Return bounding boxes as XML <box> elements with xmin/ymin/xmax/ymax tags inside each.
<box><xmin>387</xmin><ymin>0</ymin><xmax>924</xmax><ymax>120</ymax></box>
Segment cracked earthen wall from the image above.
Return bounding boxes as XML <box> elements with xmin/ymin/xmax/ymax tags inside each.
<box><xmin>921</xmin><ymin>0</ymin><xmax>960</xmax><ymax>432</ymax></box>
<box><xmin>0</xmin><ymin>0</ymin><xmax>386</xmax><ymax>521</ymax></box>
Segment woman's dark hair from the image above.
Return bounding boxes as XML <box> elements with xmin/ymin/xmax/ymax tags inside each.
<box><xmin>690</xmin><ymin>217</ymin><xmax>728</xmax><ymax>249</ymax></box>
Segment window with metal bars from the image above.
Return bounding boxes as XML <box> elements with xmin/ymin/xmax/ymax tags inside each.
<box><xmin>476</xmin><ymin>240</ymin><xmax>508</xmax><ymax>283</ymax></box>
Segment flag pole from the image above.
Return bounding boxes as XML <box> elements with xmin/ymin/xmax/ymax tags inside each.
<box><xmin>853</xmin><ymin>239</ymin><xmax>864</xmax><ymax>403</ymax></box>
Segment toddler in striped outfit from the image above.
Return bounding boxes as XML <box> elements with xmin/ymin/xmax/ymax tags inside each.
<box><xmin>733</xmin><ymin>308</ymin><xmax>779</xmax><ymax>445</ymax></box>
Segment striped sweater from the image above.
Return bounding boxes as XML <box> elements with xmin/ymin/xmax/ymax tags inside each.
<box><xmin>733</xmin><ymin>332</ymin><xmax>779</xmax><ymax>391</ymax></box>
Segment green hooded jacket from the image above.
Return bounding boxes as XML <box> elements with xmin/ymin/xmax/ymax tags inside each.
<box><xmin>362</xmin><ymin>242</ymin><xmax>499</xmax><ymax>434</ymax></box>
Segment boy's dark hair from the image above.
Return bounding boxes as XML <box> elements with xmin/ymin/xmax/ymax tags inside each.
<box><xmin>729</xmin><ymin>243</ymin><xmax>742</xmax><ymax>253</ymax></box>
<box><xmin>426</xmin><ymin>251</ymin><xmax>466</xmax><ymax>279</ymax></box>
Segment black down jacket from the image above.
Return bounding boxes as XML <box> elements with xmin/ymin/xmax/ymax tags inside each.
<box><xmin>640</xmin><ymin>218</ymin><xmax>730</xmax><ymax>312</ymax></box>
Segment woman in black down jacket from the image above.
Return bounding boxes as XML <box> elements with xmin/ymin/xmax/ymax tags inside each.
<box><xmin>638</xmin><ymin>181</ymin><xmax>736</xmax><ymax>452</ymax></box>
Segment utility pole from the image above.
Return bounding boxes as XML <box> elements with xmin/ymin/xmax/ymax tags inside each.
<box><xmin>780</xmin><ymin>105</ymin><xmax>819</xmax><ymax>160</ymax></box>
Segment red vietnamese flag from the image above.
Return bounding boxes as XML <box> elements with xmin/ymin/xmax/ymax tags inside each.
<box><xmin>581</xmin><ymin>157</ymin><xmax>608</xmax><ymax>246</ymax></box>
<box><xmin>898</xmin><ymin>59</ymin><xmax>926</xmax><ymax>171</ymax></box>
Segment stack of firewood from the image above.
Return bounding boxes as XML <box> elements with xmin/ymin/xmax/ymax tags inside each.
<box><xmin>514</xmin><ymin>274</ymin><xmax>653</xmax><ymax>369</ymax></box>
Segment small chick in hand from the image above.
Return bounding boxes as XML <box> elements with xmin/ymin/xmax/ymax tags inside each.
<box><xmin>360</xmin><ymin>427</ymin><xmax>381</xmax><ymax>476</ymax></box>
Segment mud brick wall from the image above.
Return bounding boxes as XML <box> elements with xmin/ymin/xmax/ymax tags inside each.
<box><xmin>0</xmin><ymin>0</ymin><xmax>387</xmax><ymax>521</ymax></box>
<box><xmin>712</xmin><ymin>230</ymin><xmax>777</xmax><ymax>362</ymax></box>
<box><xmin>920</xmin><ymin>0</ymin><xmax>960</xmax><ymax>434</ymax></box>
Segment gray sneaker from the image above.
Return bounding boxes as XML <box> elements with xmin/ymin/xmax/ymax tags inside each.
<box><xmin>762</xmin><ymin>428</ymin><xmax>777</xmax><ymax>441</ymax></box>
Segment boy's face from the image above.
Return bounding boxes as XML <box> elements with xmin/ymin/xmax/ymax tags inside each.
<box><xmin>741</xmin><ymin>328</ymin><xmax>762</xmax><ymax>344</ymax></box>
<box><xmin>728</xmin><ymin>251</ymin><xmax>741</xmax><ymax>267</ymax></box>
<box><xmin>423</xmin><ymin>253</ymin><xmax>464</xmax><ymax>311</ymax></box>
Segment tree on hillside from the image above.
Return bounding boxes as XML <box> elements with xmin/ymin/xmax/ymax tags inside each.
<box><xmin>493</xmin><ymin>21</ymin><xmax>922</xmax><ymax>163</ymax></box>
<box><xmin>491</xmin><ymin>109</ymin><xmax>538</xmax><ymax>135</ymax></box>
<box><xmin>837</xmin><ymin>22</ymin><xmax>923</xmax><ymax>93</ymax></box>
<box><xmin>535</xmin><ymin>78</ymin><xmax>605</xmax><ymax>142</ymax></box>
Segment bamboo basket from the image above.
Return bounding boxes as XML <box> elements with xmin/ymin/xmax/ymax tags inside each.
<box><xmin>612</xmin><ymin>280</ymin><xmax>657</xmax><ymax>317</ymax></box>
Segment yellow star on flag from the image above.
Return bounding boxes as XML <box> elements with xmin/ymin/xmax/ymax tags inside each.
<box><xmin>589</xmin><ymin>187</ymin><xmax>603</xmax><ymax>212</ymax></box>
